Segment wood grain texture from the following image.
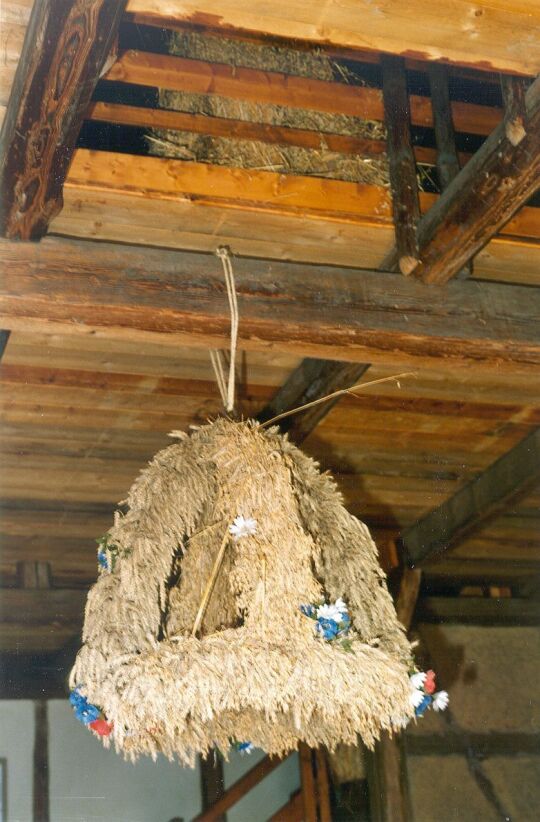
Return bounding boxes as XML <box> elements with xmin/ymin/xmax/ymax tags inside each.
<box><xmin>1</xmin><ymin>236</ymin><xmax>539</xmax><ymax>372</ymax></box>
<box><xmin>414</xmin><ymin>74</ymin><xmax>540</xmax><ymax>284</ymax></box>
<box><xmin>400</xmin><ymin>428</ymin><xmax>540</xmax><ymax>566</ymax></box>
<box><xmin>105</xmin><ymin>49</ymin><xmax>503</xmax><ymax>136</ymax></box>
<box><xmin>0</xmin><ymin>0</ymin><xmax>126</xmax><ymax>239</ymax></box>
<box><xmin>125</xmin><ymin>0</ymin><xmax>540</xmax><ymax>76</ymax></box>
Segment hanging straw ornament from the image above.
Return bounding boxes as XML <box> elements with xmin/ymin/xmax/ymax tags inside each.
<box><xmin>70</xmin><ymin>249</ymin><xmax>416</xmax><ymax>766</ymax></box>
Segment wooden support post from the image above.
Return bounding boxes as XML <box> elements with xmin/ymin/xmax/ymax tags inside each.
<box><xmin>0</xmin><ymin>0</ymin><xmax>127</xmax><ymax>239</ymax></box>
<box><xmin>299</xmin><ymin>743</ymin><xmax>318</xmax><ymax>822</ymax></box>
<box><xmin>400</xmin><ymin>427</ymin><xmax>540</xmax><ymax>567</ymax></box>
<box><xmin>33</xmin><ymin>700</ymin><xmax>50</xmax><ymax>822</ymax></box>
<box><xmin>395</xmin><ymin>567</ymin><xmax>423</xmax><ymax>631</ymax></box>
<box><xmin>380</xmin><ymin>56</ymin><xmax>420</xmax><ymax>275</ymax></box>
<box><xmin>199</xmin><ymin>752</ymin><xmax>226</xmax><ymax>822</ymax></box>
<box><xmin>314</xmin><ymin>749</ymin><xmax>332</xmax><ymax>822</ymax></box>
<box><xmin>500</xmin><ymin>75</ymin><xmax>528</xmax><ymax>146</ymax></box>
<box><xmin>428</xmin><ymin>63</ymin><xmax>471</xmax><ymax>278</ymax></box>
<box><xmin>258</xmin><ymin>360</ymin><xmax>370</xmax><ymax>442</ymax></box>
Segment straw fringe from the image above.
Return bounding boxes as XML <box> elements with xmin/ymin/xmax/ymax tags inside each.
<box><xmin>71</xmin><ymin>419</ymin><xmax>413</xmax><ymax>765</ymax></box>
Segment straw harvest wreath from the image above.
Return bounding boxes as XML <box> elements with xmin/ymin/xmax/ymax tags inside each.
<box><xmin>69</xmin><ymin>250</ymin><xmax>448</xmax><ymax>766</ymax></box>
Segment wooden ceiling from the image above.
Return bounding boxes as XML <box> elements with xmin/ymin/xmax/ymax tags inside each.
<box><xmin>0</xmin><ymin>0</ymin><xmax>539</xmax><ymax>663</ymax></box>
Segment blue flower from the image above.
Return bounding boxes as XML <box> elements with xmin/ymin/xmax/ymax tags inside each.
<box><xmin>316</xmin><ymin>618</ymin><xmax>340</xmax><ymax>640</ymax></box>
<box><xmin>300</xmin><ymin>604</ymin><xmax>316</xmax><ymax>618</ymax></box>
<box><xmin>69</xmin><ymin>688</ymin><xmax>101</xmax><ymax>725</ymax></box>
<box><xmin>415</xmin><ymin>694</ymin><xmax>432</xmax><ymax>717</ymax></box>
<box><xmin>235</xmin><ymin>741</ymin><xmax>254</xmax><ymax>755</ymax></box>
<box><xmin>97</xmin><ymin>550</ymin><xmax>109</xmax><ymax>570</ymax></box>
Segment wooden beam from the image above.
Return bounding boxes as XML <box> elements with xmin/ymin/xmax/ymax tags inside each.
<box><xmin>400</xmin><ymin>428</ymin><xmax>540</xmax><ymax>567</ymax></box>
<box><xmin>0</xmin><ymin>588</ymin><xmax>86</xmax><ymax>652</ymax></box>
<box><xmin>407</xmin><ymin>731</ymin><xmax>540</xmax><ymax>757</ymax></box>
<box><xmin>125</xmin><ymin>1</ymin><xmax>540</xmax><ymax>77</ymax></box>
<box><xmin>105</xmin><ymin>49</ymin><xmax>503</xmax><ymax>137</ymax></box>
<box><xmin>428</xmin><ymin>63</ymin><xmax>472</xmax><ymax>279</ymax></box>
<box><xmin>1</xmin><ymin>236</ymin><xmax>539</xmax><ymax>373</ymax></box>
<box><xmin>258</xmin><ymin>360</ymin><xmax>370</xmax><ymax>442</ymax></box>
<box><xmin>416</xmin><ymin>596</ymin><xmax>540</xmax><ymax>626</ymax></box>
<box><xmin>366</xmin><ymin>733</ymin><xmax>412</xmax><ymax>822</ymax></box>
<box><xmin>381</xmin><ymin>56</ymin><xmax>420</xmax><ymax>276</ymax></box>
<box><xmin>395</xmin><ymin>568</ymin><xmax>422</xmax><ymax>631</ymax></box>
<box><xmin>298</xmin><ymin>744</ymin><xmax>317</xmax><ymax>822</ymax></box>
<box><xmin>0</xmin><ymin>0</ymin><xmax>127</xmax><ymax>240</ymax></box>
<box><xmin>33</xmin><ymin>700</ymin><xmax>50</xmax><ymax>822</ymax></box>
<box><xmin>193</xmin><ymin>755</ymin><xmax>283</xmax><ymax>822</ymax></box>
<box><xmin>267</xmin><ymin>791</ymin><xmax>303</xmax><ymax>822</ymax></box>
<box><xmin>87</xmin><ymin>101</ymin><xmax>461</xmax><ymax>167</ymax></box>
<box><xmin>200</xmin><ymin>753</ymin><xmax>226</xmax><ymax>822</ymax></box>
<box><xmin>411</xmin><ymin>75</ymin><xmax>540</xmax><ymax>284</ymax></box>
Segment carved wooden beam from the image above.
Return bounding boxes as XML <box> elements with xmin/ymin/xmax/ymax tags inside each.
<box><xmin>0</xmin><ymin>0</ymin><xmax>127</xmax><ymax>240</ymax></box>
<box><xmin>411</xmin><ymin>74</ymin><xmax>540</xmax><ymax>284</ymax></box>
<box><xmin>400</xmin><ymin>427</ymin><xmax>540</xmax><ymax>567</ymax></box>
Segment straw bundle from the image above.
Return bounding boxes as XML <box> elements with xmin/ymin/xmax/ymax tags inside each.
<box><xmin>70</xmin><ymin>418</ymin><xmax>413</xmax><ymax>766</ymax></box>
<box><xmin>148</xmin><ymin>32</ymin><xmax>390</xmax><ymax>185</ymax></box>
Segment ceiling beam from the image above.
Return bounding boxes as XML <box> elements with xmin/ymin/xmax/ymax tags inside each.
<box><xmin>125</xmin><ymin>1</ymin><xmax>540</xmax><ymax>77</ymax></box>
<box><xmin>410</xmin><ymin>74</ymin><xmax>540</xmax><ymax>284</ymax></box>
<box><xmin>416</xmin><ymin>595</ymin><xmax>540</xmax><ymax>626</ymax></box>
<box><xmin>0</xmin><ymin>0</ymin><xmax>126</xmax><ymax>240</ymax></box>
<box><xmin>1</xmin><ymin>236</ymin><xmax>539</xmax><ymax>373</ymax></box>
<box><xmin>400</xmin><ymin>428</ymin><xmax>540</xmax><ymax>567</ymax></box>
<box><xmin>258</xmin><ymin>360</ymin><xmax>370</xmax><ymax>443</ymax></box>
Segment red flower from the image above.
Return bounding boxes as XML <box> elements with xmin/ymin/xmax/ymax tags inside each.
<box><xmin>424</xmin><ymin>670</ymin><xmax>436</xmax><ymax>694</ymax></box>
<box><xmin>89</xmin><ymin>718</ymin><xmax>113</xmax><ymax>737</ymax></box>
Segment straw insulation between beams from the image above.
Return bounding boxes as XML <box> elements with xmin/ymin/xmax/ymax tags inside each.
<box><xmin>71</xmin><ymin>419</ymin><xmax>413</xmax><ymax>766</ymax></box>
<box><xmin>147</xmin><ymin>31</ymin><xmax>390</xmax><ymax>186</ymax></box>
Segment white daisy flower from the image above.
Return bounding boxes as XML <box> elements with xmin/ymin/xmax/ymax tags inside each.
<box><xmin>432</xmin><ymin>690</ymin><xmax>449</xmax><ymax>712</ymax></box>
<box><xmin>409</xmin><ymin>688</ymin><xmax>425</xmax><ymax>709</ymax></box>
<box><xmin>410</xmin><ymin>671</ymin><xmax>427</xmax><ymax>690</ymax></box>
<box><xmin>316</xmin><ymin>601</ymin><xmax>346</xmax><ymax>622</ymax></box>
<box><xmin>229</xmin><ymin>515</ymin><xmax>257</xmax><ymax>540</ymax></box>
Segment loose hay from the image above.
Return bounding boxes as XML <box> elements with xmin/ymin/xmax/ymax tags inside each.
<box><xmin>71</xmin><ymin>419</ymin><xmax>414</xmax><ymax>766</ymax></box>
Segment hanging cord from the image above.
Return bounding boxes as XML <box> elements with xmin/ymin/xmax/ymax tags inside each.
<box><xmin>210</xmin><ymin>246</ymin><xmax>239</xmax><ymax>413</ymax></box>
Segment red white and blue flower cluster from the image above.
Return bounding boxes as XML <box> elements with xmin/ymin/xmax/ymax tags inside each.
<box><xmin>70</xmin><ymin>687</ymin><xmax>113</xmax><ymax>737</ymax></box>
<box><xmin>409</xmin><ymin>670</ymin><xmax>449</xmax><ymax>717</ymax></box>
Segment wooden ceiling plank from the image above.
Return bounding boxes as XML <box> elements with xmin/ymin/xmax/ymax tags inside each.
<box><xmin>1</xmin><ymin>235</ymin><xmax>539</xmax><ymax>373</ymax></box>
<box><xmin>400</xmin><ymin>428</ymin><xmax>540</xmax><ymax>567</ymax></box>
<box><xmin>104</xmin><ymin>49</ymin><xmax>503</xmax><ymax>137</ymax></box>
<box><xmin>416</xmin><ymin>596</ymin><xmax>540</xmax><ymax>626</ymax></box>
<box><xmin>412</xmin><ymin>74</ymin><xmax>540</xmax><ymax>284</ymax></box>
<box><xmin>0</xmin><ymin>0</ymin><xmax>127</xmax><ymax>239</ymax></box>
<box><xmin>124</xmin><ymin>1</ymin><xmax>540</xmax><ymax>77</ymax></box>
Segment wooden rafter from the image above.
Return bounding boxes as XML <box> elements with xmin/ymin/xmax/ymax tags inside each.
<box><xmin>409</xmin><ymin>74</ymin><xmax>540</xmax><ymax>284</ymax></box>
<box><xmin>0</xmin><ymin>0</ymin><xmax>126</xmax><ymax>240</ymax></box>
<box><xmin>1</xmin><ymin>236</ymin><xmax>539</xmax><ymax>372</ymax></box>
<box><xmin>258</xmin><ymin>360</ymin><xmax>370</xmax><ymax>442</ymax></box>
<box><xmin>400</xmin><ymin>428</ymin><xmax>540</xmax><ymax>567</ymax></box>
<box><xmin>416</xmin><ymin>596</ymin><xmax>540</xmax><ymax>626</ymax></box>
